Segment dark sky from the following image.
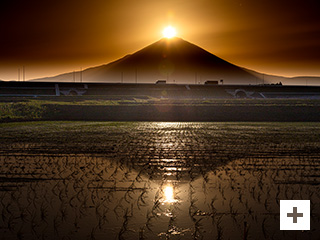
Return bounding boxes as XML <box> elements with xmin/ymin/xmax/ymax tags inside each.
<box><xmin>1</xmin><ymin>0</ymin><xmax>320</xmax><ymax>80</ymax></box>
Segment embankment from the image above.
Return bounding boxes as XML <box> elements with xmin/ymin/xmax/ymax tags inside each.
<box><xmin>1</xmin><ymin>99</ymin><xmax>319</xmax><ymax>122</ymax></box>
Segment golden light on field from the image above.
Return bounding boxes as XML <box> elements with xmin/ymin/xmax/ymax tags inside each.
<box><xmin>162</xmin><ymin>26</ymin><xmax>177</xmax><ymax>38</ymax></box>
<box><xmin>162</xmin><ymin>184</ymin><xmax>178</xmax><ymax>204</ymax></box>
<box><xmin>164</xmin><ymin>185</ymin><xmax>174</xmax><ymax>200</ymax></box>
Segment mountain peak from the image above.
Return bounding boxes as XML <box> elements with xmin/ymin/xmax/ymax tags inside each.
<box><xmin>34</xmin><ymin>38</ymin><xmax>260</xmax><ymax>84</ymax></box>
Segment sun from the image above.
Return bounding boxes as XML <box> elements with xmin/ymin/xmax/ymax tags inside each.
<box><xmin>162</xmin><ymin>26</ymin><xmax>177</xmax><ymax>39</ymax></box>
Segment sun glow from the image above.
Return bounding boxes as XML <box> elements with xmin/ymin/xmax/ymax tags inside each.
<box><xmin>161</xmin><ymin>184</ymin><xmax>178</xmax><ymax>204</ymax></box>
<box><xmin>164</xmin><ymin>185</ymin><xmax>174</xmax><ymax>201</ymax></box>
<box><xmin>162</xmin><ymin>26</ymin><xmax>177</xmax><ymax>38</ymax></box>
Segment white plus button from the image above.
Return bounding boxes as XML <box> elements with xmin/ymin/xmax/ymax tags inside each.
<box><xmin>280</xmin><ymin>200</ymin><xmax>310</xmax><ymax>230</ymax></box>
<box><xmin>287</xmin><ymin>207</ymin><xmax>303</xmax><ymax>223</ymax></box>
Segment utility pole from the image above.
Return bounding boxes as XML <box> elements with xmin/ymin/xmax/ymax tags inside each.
<box><xmin>135</xmin><ymin>68</ymin><xmax>137</xmax><ymax>84</ymax></box>
<box><xmin>73</xmin><ymin>71</ymin><xmax>75</xmax><ymax>82</ymax></box>
<box><xmin>23</xmin><ymin>66</ymin><xmax>25</xmax><ymax>82</ymax></box>
<box><xmin>18</xmin><ymin>68</ymin><xmax>20</xmax><ymax>81</ymax></box>
<box><xmin>121</xmin><ymin>72</ymin><xmax>123</xmax><ymax>83</ymax></box>
<box><xmin>80</xmin><ymin>67</ymin><xmax>82</xmax><ymax>83</ymax></box>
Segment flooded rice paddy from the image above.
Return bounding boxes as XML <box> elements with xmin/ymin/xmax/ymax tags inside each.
<box><xmin>0</xmin><ymin>122</ymin><xmax>319</xmax><ymax>240</ymax></box>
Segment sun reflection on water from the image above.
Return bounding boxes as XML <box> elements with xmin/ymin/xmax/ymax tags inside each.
<box><xmin>164</xmin><ymin>185</ymin><xmax>173</xmax><ymax>200</ymax></box>
<box><xmin>161</xmin><ymin>184</ymin><xmax>179</xmax><ymax>204</ymax></box>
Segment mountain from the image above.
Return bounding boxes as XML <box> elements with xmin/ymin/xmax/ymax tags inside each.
<box><xmin>32</xmin><ymin>38</ymin><xmax>319</xmax><ymax>85</ymax></box>
<box><xmin>33</xmin><ymin>38</ymin><xmax>262</xmax><ymax>84</ymax></box>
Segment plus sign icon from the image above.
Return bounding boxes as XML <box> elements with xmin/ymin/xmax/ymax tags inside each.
<box><xmin>280</xmin><ymin>200</ymin><xmax>310</xmax><ymax>230</ymax></box>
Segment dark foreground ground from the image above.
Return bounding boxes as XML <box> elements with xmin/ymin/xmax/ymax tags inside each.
<box><xmin>1</xmin><ymin>97</ymin><xmax>320</xmax><ymax>122</ymax></box>
<box><xmin>0</xmin><ymin>122</ymin><xmax>319</xmax><ymax>239</ymax></box>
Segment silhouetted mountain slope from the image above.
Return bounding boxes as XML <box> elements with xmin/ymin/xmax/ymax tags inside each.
<box><xmin>32</xmin><ymin>38</ymin><xmax>319</xmax><ymax>85</ymax></box>
<box><xmin>32</xmin><ymin>38</ymin><xmax>260</xmax><ymax>84</ymax></box>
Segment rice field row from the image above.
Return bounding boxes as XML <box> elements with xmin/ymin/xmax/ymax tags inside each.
<box><xmin>0</xmin><ymin>122</ymin><xmax>319</xmax><ymax>239</ymax></box>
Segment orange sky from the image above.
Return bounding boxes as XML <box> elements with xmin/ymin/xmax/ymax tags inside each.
<box><xmin>1</xmin><ymin>0</ymin><xmax>320</xmax><ymax>80</ymax></box>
